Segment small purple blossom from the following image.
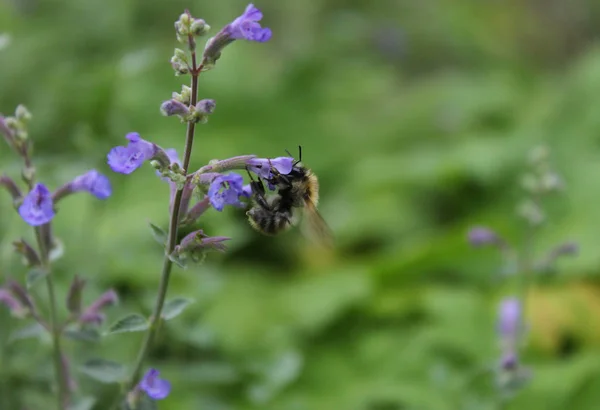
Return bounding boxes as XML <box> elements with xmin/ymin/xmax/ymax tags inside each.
<box><xmin>196</xmin><ymin>99</ymin><xmax>216</xmax><ymax>115</ymax></box>
<box><xmin>208</xmin><ymin>173</ymin><xmax>246</xmax><ymax>211</ymax></box>
<box><xmin>79</xmin><ymin>289</ymin><xmax>118</xmax><ymax>325</ymax></box>
<box><xmin>139</xmin><ymin>368</ymin><xmax>171</xmax><ymax>400</ymax></box>
<box><xmin>160</xmin><ymin>99</ymin><xmax>189</xmax><ymax>117</ymax></box>
<box><xmin>467</xmin><ymin>226</ymin><xmax>501</xmax><ymax>247</ymax></box>
<box><xmin>70</xmin><ymin>170</ymin><xmax>112</xmax><ymax>199</ymax></box>
<box><xmin>107</xmin><ymin>132</ymin><xmax>156</xmax><ymax>174</ymax></box>
<box><xmin>18</xmin><ymin>183</ymin><xmax>55</xmax><ymax>226</ymax></box>
<box><xmin>227</xmin><ymin>4</ymin><xmax>272</xmax><ymax>42</ymax></box>
<box><xmin>247</xmin><ymin>157</ymin><xmax>294</xmax><ymax>179</ymax></box>
<box><xmin>0</xmin><ymin>288</ymin><xmax>26</xmax><ymax>317</ymax></box>
<box><xmin>498</xmin><ymin>298</ymin><xmax>521</xmax><ymax>340</ymax></box>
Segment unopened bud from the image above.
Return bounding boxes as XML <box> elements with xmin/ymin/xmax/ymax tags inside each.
<box><xmin>170</xmin><ymin>57</ymin><xmax>190</xmax><ymax>76</ymax></box>
<box><xmin>180</xmin><ymin>85</ymin><xmax>192</xmax><ymax>104</ymax></box>
<box><xmin>15</xmin><ymin>105</ymin><xmax>32</xmax><ymax>122</ymax></box>
<box><xmin>190</xmin><ymin>19</ymin><xmax>210</xmax><ymax>36</ymax></box>
<box><xmin>196</xmin><ymin>99</ymin><xmax>216</xmax><ymax>115</ymax></box>
<box><xmin>160</xmin><ymin>99</ymin><xmax>190</xmax><ymax>117</ymax></box>
<box><xmin>12</xmin><ymin>239</ymin><xmax>40</xmax><ymax>266</ymax></box>
<box><xmin>79</xmin><ymin>289</ymin><xmax>118</xmax><ymax>325</ymax></box>
<box><xmin>0</xmin><ymin>288</ymin><xmax>27</xmax><ymax>318</ymax></box>
<box><xmin>467</xmin><ymin>226</ymin><xmax>503</xmax><ymax>248</ymax></box>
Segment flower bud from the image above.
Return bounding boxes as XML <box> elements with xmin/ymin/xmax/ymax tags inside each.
<box><xmin>0</xmin><ymin>288</ymin><xmax>27</xmax><ymax>318</ymax></box>
<box><xmin>190</xmin><ymin>19</ymin><xmax>210</xmax><ymax>36</ymax></box>
<box><xmin>196</xmin><ymin>99</ymin><xmax>215</xmax><ymax>115</ymax></box>
<box><xmin>467</xmin><ymin>226</ymin><xmax>501</xmax><ymax>247</ymax></box>
<box><xmin>79</xmin><ymin>289</ymin><xmax>118</xmax><ymax>325</ymax></box>
<box><xmin>12</xmin><ymin>238</ymin><xmax>40</xmax><ymax>266</ymax></box>
<box><xmin>160</xmin><ymin>99</ymin><xmax>190</xmax><ymax>117</ymax></box>
<box><xmin>7</xmin><ymin>280</ymin><xmax>35</xmax><ymax>312</ymax></box>
<box><xmin>15</xmin><ymin>105</ymin><xmax>32</xmax><ymax>122</ymax></box>
<box><xmin>170</xmin><ymin>57</ymin><xmax>190</xmax><ymax>76</ymax></box>
<box><xmin>172</xmin><ymin>230</ymin><xmax>231</xmax><ymax>264</ymax></box>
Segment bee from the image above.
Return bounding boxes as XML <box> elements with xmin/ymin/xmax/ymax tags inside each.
<box><xmin>246</xmin><ymin>146</ymin><xmax>333</xmax><ymax>247</ymax></box>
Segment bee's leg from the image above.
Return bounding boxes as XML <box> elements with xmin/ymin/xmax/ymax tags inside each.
<box><xmin>245</xmin><ymin>166</ymin><xmax>272</xmax><ymax>211</ymax></box>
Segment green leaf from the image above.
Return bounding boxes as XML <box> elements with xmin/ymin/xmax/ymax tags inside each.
<box><xmin>162</xmin><ymin>297</ymin><xmax>195</xmax><ymax>320</ymax></box>
<box><xmin>80</xmin><ymin>359</ymin><xmax>127</xmax><ymax>383</ymax></box>
<box><xmin>149</xmin><ymin>222</ymin><xmax>168</xmax><ymax>246</ymax></box>
<box><xmin>64</xmin><ymin>328</ymin><xmax>101</xmax><ymax>343</ymax></box>
<box><xmin>8</xmin><ymin>322</ymin><xmax>46</xmax><ymax>343</ymax></box>
<box><xmin>26</xmin><ymin>267</ymin><xmax>49</xmax><ymax>289</ymax></box>
<box><xmin>67</xmin><ymin>397</ymin><xmax>96</xmax><ymax>410</ymax></box>
<box><xmin>106</xmin><ymin>314</ymin><xmax>149</xmax><ymax>335</ymax></box>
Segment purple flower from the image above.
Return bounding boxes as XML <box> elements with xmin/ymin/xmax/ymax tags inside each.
<box><xmin>0</xmin><ymin>288</ymin><xmax>26</xmax><ymax>317</ymax></box>
<box><xmin>467</xmin><ymin>226</ymin><xmax>501</xmax><ymax>247</ymax></box>
<box><xmin>139</xmin><ymin>368</ymin><xmax>171</xmax><ymax>400</ymax></box>
<box><xmin>226</xmin><ymin>4</ymin><xmax>272</xmax><ymax>42</ymax></box>
<box><xmin>79</xmin><ymin>289</ymin><xmax>118</xmax><ymax>325</ymax></box>
<box><xmin>160</xmin><ymin>99</ymin><xmax>189</xmax><ymax>117</ymax></box>
<box><xmin>107</xmin><ymin>132</ymin><xmax>156</xmax><ymax>174</ymax></box>
<box><xmin>18</xmin><ymin>183</ymin><xmax>55</xmax><ymax>226</ymax></box>
<box><xmin>196</xmin><ymin>99</ymin><xmax>216</xmax><ymax>115</ymax></box>
<box><xmin>247</xmin><ymin>157</ymin><xmax>294</xmax><ymax>179</ymax></box>
<box><xmin>208</xmin><ymin>173</ymin><xmax>246</xmax><ymax>211</ymax></box>
<box><xmin>70</xmin><ymin>170</ymin><xmax>112</xmax><ymax>199</ymax></box>
<box><xmin>498</xmin><ymin>298</ymin><xmax>520</xmax><ymax>340</ymax></box>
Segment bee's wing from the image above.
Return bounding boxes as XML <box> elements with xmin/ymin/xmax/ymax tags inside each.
<box><xmin>300</xmin><ymin>198</ymin><xmax>334</xmax><ymax>248</ymax></box>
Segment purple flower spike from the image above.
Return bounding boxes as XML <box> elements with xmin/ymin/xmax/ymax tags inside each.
<box><xmin>247</xmin><ymin>157</ymin><xmax>294</xmax><ymax>179</ymax></box>
<box><xmin>227</xmin><ymin>4</ymin><xmax>272</xmax><ymax>42</ymax></box>
<box><xmin>70</xmin><ymin>170</ymin><xmax>112</xmax><ymax>199</ymax></box>
<box><xmin>467</xmin><ymin>226</ymin><xmax>500</xmax><ymax>247</ymax></box>
<box><xmin>208</xmin><ymin>173</ymin><xmax>246</xmax><ymax>211</ymax></box>
<box><xmin>18</xmin><ymin>183</ymin><xmax>55</xmax><ymax>226</ymax></box>
<box><xmin>107</xmin><ymin>132</ymin><xmax>156</xmax><ymax>174</ymax></box>
<box><xmin>140</xmin><ymin>368</ymin><xmax>171</xmax><ymax>400</ymax></box>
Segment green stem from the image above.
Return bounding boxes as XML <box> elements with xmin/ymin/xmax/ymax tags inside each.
<box><xmin>35</xmin><ymin>226</ymin><xmax>69</xmax><ymax>409</ymax></box>
<box><xmin>122</xmin><ymin>54</ymin><xmax>202</xmax><ymax>396</ymax></box>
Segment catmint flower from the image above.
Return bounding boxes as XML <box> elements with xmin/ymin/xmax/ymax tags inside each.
<box><xmin>467</xmin><ymin>226</ymin><xmax>503</xmax><ymax>247</ymax></box>
<box><xmin>70</xmin><ymin>170</ymin><xmax>111</xmax><ymax>199</ymax></box>
<box><xmin>202</xmin><ymin>4</ymin><xmax>271</xmax><ymax>67</ymax></box>
<box><xmin>18</xmin><ymin>183</ymin><xmax>55</xmax><ymax>226</ymax></box>
<box><xmin>225</xmin><ymin>4</ymin><xmax>272</xmax><ymax>42</ymax></box>
<box><xmin>207</xmin><ymin>173</ymin><xmax>247</xmax><ymax>211</ymax></box>
<box><xmin>139</xmin><ymin>368</ymin><xmax>171</xmax><ymax>400</ymax></box>
<box><xmin>160</xmin><ymin>99</ymin><xmax>190</xmax><ymax>117</ymax></box>
<box><xmin>247</xmin><ymin>157</ymin><xmax>294</xmax><ymax>179</ymax></box>
<box><xmin>107</xmin><ymin>132</ymin><xmax>158</xmax><ymax>174</ymax></box>
<box><xmin>498</xmin><ymin>298</ymin><xmax>521</xmax><ymax>344</ymax></box>
<box><xmin>53</xmin><ymin>170</ymin><xmax>112</xmax><ymax>202</ymax></box>
<box><xmin>79</xmin><ymin>289</ymin><xmax>118</xmax><ymax>324</ymax></box>
<box><xmin>196</xmin><ymin>99</ymin><xmax>216</xmax><ymax>115</ymax></box>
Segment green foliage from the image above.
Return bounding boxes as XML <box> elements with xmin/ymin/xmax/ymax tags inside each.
<box><xmin>1</xmin><ymin>0</ymin><xmax>600</xmax><ymax>409</ymax></box>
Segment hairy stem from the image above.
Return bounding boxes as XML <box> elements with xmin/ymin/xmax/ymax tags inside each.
<box><xmin>35</xmin><ymin>225</ymin><xmax>69</xmax><ymax>409</ymax></box>
<box><xmin>123</xmin><ymin>49</ymin><xmax>202</xmax><ymax>395</ymax></box>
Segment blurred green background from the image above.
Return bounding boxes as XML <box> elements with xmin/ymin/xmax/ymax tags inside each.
<box><xmin>2</xmin><ymin>0</ymin><xmax>600</xmax><ymax>409</ymax></box>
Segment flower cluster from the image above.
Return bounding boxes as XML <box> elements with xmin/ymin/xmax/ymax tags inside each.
<box><xmin>0</xmin><ymin>3</ymin><xmax>277</xmax><ymax>408</ymax></box>
<box><xmin>467</xmin><ymin>146</ymin><xmax>575</xmax><ymax>400</ymax></box>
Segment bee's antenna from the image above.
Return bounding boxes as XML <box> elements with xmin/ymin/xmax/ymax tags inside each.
<box><xmin>284</xmin><ymin>148</ymin><xmax>294</xmax><ymax>158</ymax></box>
<box><xmin>298</xmin><ymin>145</ymin><xmax>302</xmax><ymax>162</ymax></box>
